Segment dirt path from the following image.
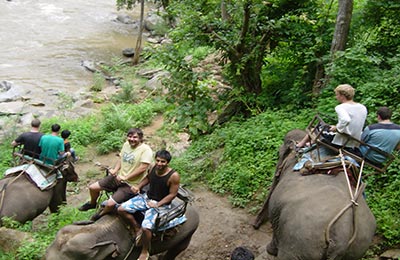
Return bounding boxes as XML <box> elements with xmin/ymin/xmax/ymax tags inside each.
<box><xmin>69</xmin><ymin>116</ymin><xmax>274</xmax><ymax>260</ymax></box>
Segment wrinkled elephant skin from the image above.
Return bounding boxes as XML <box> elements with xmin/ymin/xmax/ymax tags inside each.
<box><xmin>258</xmin><ymin>129</ymin><xmax>376</xmax><ymax>260</ymax></box>
<box><xmin>45</xmin><ymin>205</ymin><xmax>199</xmax><ymax>260</ymax></box>
<box><xmin>0</xmin><ymin>161</ymin><xmax>78</xmax><ymax>224</ymax></box>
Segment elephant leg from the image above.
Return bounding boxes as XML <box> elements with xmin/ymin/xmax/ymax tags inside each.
<box><xmin>49</xmin><ymin>180</ymin><xmax>67</xmax><ymax>213</ymax></box>
<box><xmin>266</xmin><ymin>236</ymin><xmax>278</xmax><ymax>256</ymax></box>
<box><xmin>161</xmin><ymin>234</ymin><xmax>194</xmax><ymax>260</ymax></box>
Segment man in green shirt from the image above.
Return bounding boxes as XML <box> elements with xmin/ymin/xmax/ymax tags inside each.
<box><xmin>39</xmin><ymin>124</ymin><xmax>66</xmax><ymax>165</ymax></box>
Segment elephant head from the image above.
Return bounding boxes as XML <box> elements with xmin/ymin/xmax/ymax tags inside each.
<box><xmin>46</xmin><ymin>205</ymin><xmax>199</xmax><ymax>260</ymax></box>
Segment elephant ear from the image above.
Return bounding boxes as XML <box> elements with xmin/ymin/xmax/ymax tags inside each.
<box><xmin>90</xmin><ymin>240</ymin><xmax>121</xmax><ymax>259</ymax></box>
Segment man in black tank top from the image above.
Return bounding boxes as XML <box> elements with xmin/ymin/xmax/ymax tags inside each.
<box><xmin>117</xmin><ymin>150</ymin><xmax>180</xmax><ymax>260</ymax></box>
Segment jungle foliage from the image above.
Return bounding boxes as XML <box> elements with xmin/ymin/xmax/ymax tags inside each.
<box><xmin>150</xmin><ymin>0</ymin><xmax>400</xmax><ymax>250</ymax></box>
<box><xmin>0</xmin><ymin>0</ymin><xmax>400</xmax><ymax>258</ymax></box>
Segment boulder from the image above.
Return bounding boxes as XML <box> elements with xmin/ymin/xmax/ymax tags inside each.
<box><xmin>380</xmin><ymin>249</ymin><xmax>400</xmax><ymax>260</ymax></box>
<box><xmin>0</xmin><ymin>227</ymin><xmax>33</xmax><ymax>253</ymax></box>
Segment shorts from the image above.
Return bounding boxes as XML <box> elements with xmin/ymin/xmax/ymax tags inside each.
<box><xmin>98</xmin><ymin>175</ymin><xmax>136</xmax><ymax>204</ymax></box>
<box><xmin>120</xmin><ymin>193</ymin><xmax>172</xmax><ymax>230</ymax></box>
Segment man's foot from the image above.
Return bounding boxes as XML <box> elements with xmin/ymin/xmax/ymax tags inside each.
<box><xmin>90</xmin><ymin>212</ymin><xmax>102</xmax><ymax>221</ymax></box>
<box><xmin>137</xmin><ymin>251</ymin><xmax>149</xmax><ymax>260</ymax></box>
<box><xmin>78</xmin><ymin>202</ymin><xmax>96</xmax><ymax>211</ymax></box>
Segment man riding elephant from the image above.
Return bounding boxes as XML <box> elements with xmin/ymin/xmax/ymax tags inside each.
<box><xmin>118</xmin><ymin>149</ymin><xmax>180</xmax><ymax>260</ymax></box>
<box><xmin>79</xmin><ymin>128</ymin><xmax>153</xmax><ymax>221</ymax></box>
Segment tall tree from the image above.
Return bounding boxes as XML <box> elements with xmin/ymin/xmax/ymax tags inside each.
<box><xmin>132</xmin><ymin>0</ymin><xmax>145</xmax><ymax>65</ymax></box>
<box><xmin>117</xmin><ymin>0</ymin><xmax>153</xmax><ymax>65</ymax></box>
<box><xmin>330</xmin><ymin>0</ymin><xmax>353</xmax><ymax>54</ymax></box>
<box><xmin>313</xmin><ymin>0</ymin><xmax>353</xmax><ymax>96</ymax></box>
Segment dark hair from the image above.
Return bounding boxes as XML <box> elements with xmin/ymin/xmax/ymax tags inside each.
<box><xmin>31</xmin><ymin>118</ymin><xmax>41</xmax><ymax>128</ymax></box>
<box><xmin>377</xmin><ymin>106</ymin><xmax>392</xmax><ymax>120</ymax></box>
<box><xmin>127</xmin><ymin>128</ymin><xmax>144</xmax><ymax>139</ymax></box>
<box><xmin>51</xmin><ymin>124</ymin><xmax>61</xmax><ymax>132</ymax></box>
<box><xmin>61</xmin><ymin>129</ymin><xmax>71</xmax><ymax>139</ymax></box>
<box><xmin>155</xmin><ymin>150</ymin><xmax>172</xmax><ymax>163</ymax></box>
<box><xmin>230</xmin><ymin>247</ymin><xmax>254</xmax><ymax>260</ymax></box>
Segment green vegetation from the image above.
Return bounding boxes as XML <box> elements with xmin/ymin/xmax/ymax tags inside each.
<box><xmin>0</xmin><ymin>0</ymin><xmax>399</xmax><ymax>258</ymax></box>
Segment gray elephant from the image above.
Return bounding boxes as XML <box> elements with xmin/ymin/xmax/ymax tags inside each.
<box><xmin>0</xmin><ymin>160</ymin><xmax>78</xmax><ymax>224</ymax></box>
<box><xmin>45</xmin><ymin>205</ymin><xmax>199</xmax><ymax>260</ymax></box>
<box><xmin>254</xmin><ymin>129</ymin><xmax>376</xmax><ymax>260</ymax></box>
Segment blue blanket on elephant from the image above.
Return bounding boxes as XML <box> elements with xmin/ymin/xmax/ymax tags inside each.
<box><xmin>293</xmin><ymin>146</ymin><xmax>359</xmax><ymax>172</ymax></box>
<box><xmin>4</xmin><ymin>164</ymin><xmax>61</xmax><ymax>190</ymax></box>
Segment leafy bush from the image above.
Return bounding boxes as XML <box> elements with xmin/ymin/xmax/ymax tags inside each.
<box><xmin>95</xmin><ymin>101</ymin><xmax>160</xmax><ymax>154</ymax></box>
<box><xmin>365</xmin><ymin>157</ymin><xmax>400</xmax><ymax>246</ymax></box>
<box><xmin>172</xmin><ymin>109</ymin><xmax>311</xmax><ymax>207</ymax></box>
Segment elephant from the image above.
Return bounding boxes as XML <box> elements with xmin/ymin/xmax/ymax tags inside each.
<box><xmin>0</xmin><ymin>159</ymin><xmax>78</xmax><ymax>224</ymax></box>
<box><xmin>253</xmin><ymin>129</ymin><xmax>376</xmax><ymax>260</ymax></box>
<box><xmin>45</xmin><ymin>205</ymin><xmax>199</xmax><ymax>260</ymax></box>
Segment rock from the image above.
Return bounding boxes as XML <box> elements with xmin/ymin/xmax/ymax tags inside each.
<box><xmin>30</xmin><ymin>102</ymin><xmax>45</xmax><ymax>107</ymax></box>
<box><xmin>145</xmin><ymin>71</ymin><xmax>170</xmax><ymax>93</ymax></box>
<box><xmin>147</xmin><ymin>37</ymin><xmax>161</xmax><ymax>44</ymax></box>
<box><xmin>137</xmin><ymin>68</ymin><xmax>163</xmax><ymax>79</ymax></box>
<box><xmin>122</xmin><ymin>48</ymin><xmax>135</xmax><ymax>57</ymax></box>
<box><xmin>74</xmin><ymin>99</ymin><xmax>94</xmax><ymax>109</ymax></box>
<box><xmin>144</xmin><ymin>12</ymin><xmax>164</xmax><ymax>32</ymax></box>
<box><xmin>0</xmin><ymin>81</ymin><xmax>28</xmax><ymax>102</ymax></box>
<box><xmin>0</xmin><ymin>227</ymin><xmax>33</xmax><ymax>253</ymax></box>
<box><xmin>81</xmin><ymin>60</ymin><xmax>97</xmax><ymax>73</ymax></box>
<box><xmin>380</xmin><ymin>249</ymin><xmax>400</xmax><ymax>259</ymax></box>
<box><xmin>115</xmin><ymin>14</ymin><xmax>136</xmax><ymax>25</ymax></box>
<box><xmin>0</xmin><ymin>101</ymin><xmax>28</xmax><ymax>115</ymax></box>
<box><xmin>0</xmin><ymin>80</ymin><xmax>12</xmax><ymax>92</ymax></box>
<box><xmin>20</xmin><ymin>113</ymin><xmax>36</xmax><ymax>126</ymax></box>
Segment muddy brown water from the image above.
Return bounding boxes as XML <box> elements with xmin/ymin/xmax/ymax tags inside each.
<box><xmin>0</xmin><ymin>0</ymin><xmax>139</xmax><ymax>107</ymax></box>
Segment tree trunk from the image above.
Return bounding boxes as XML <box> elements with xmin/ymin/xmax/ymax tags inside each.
<box><xmin>221</xmin><ymin>0</ymin><xmax>230</xmax><ymax>21</ymax></box>
<box><xmin>313</xmin><ymin>0</ymin><xmax>353</xmax><ymax>96</ymax></box>
<box><xmin>132</xmin><ymin>0</ymin><xmax>145</xmax><ymax>65</ymax></box>
<box><xmin>330</xmin><ymin>0</ymin><xmax>353</xmax><ymax>54</ymax></box>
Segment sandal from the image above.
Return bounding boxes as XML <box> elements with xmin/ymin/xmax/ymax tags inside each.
<box><xmin>137</xmin><ymin>251</ymin><xmax>149</xmax><ymax>260</ymax></box>
<box><xmin>134</xmin><ymin>229</ymin><xmax>143</xmax><ymax>246</ymax></box>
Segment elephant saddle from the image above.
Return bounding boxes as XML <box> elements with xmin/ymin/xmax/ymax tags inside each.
<box><xmin>300</xmin><ymin>159</ymin><xmax>359</xmax><ymax>187</ymax></box>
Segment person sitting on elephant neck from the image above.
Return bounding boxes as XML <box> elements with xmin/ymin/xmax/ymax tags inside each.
<box><xmin>39</xmin><ymin>124</ymin><xmax>70</xmax><ymax>165</ymax></box>
<box><xmin>12</xmin><ymin>118</ymin><xmax>43</xmax><ymax>159</ymax></box>
<box><xmin>79</xmin><ymin>128</ymin><xmax>153</xmax><ymax>223</ymax></box>
<box><xmin>117</xmin><ymin>149</ymin><xmax>180</xmax><ymax>260</ymax></box>
<box><xmin>296</xmin><ymin>84</ymin><xmax>367</xmax><ymax>152</ymax></box>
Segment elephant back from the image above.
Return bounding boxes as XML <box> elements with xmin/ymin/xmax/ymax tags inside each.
<box><xmin>268</xmin><ymin>143</ymin><xmax>376</xmax><ymax>260</ymax></box>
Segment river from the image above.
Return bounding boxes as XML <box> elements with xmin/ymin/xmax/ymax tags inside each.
<box><xmin>0</xmin><ymin>0</ymin><xmax>140</xmax><ymax>123</ymax></box>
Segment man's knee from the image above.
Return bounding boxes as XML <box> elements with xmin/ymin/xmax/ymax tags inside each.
<box><xmin>88</xmin><ymin>182</ymin><xmax>101</xmax><ymax>191</ymax></box>
<box><xmin>117</xmin><ymin>205</ymin><xmax>126</xmax><ymax>214</ymax></box>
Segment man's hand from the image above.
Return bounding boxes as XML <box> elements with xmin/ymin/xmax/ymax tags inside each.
<box><xmin>131</xmin><ymin>185</ymin><xmax>140</xmax><ymax>194</ymax></box>
<box><xmin>116</xmin><ymin>175</ymin><xmax>127</xmax><ymax>182</ymax></box>
<box><xmin>147</xmin><ymin>201</ymin><xmax>158</xmax><ymax>208</ymax></box>
<box><xmin>109</xmin><ymin>169</ymin><xmax>118</xmax><ymax>176</ymax></box>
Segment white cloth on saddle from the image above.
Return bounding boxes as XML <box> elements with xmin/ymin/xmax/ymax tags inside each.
<box><xmin>4</xmin><ymin>164</ymin><xmax>62</xmax><ymax>190</ymax></box>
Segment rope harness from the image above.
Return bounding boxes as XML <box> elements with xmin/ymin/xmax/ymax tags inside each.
<box><xmin>324</xmin><ymin>149</ymin><xmax>366</xmax><ymax>251</ymax></box>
